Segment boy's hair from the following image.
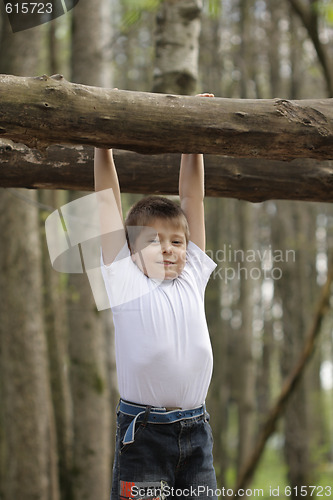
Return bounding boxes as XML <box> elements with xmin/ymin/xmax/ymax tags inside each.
<box><xmin>125</xmin><ymin>196</ymin><xmax>190</xmax><ymax>251</ymax></box>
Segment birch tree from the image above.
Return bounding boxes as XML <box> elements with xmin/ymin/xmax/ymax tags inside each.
<box><xmin>153</xmin><ymin>0</ymin><xmax>203</xmax><ymax>94</ymax></box>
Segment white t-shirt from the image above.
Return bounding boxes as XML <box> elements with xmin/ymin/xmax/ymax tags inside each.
<box><xmin>101</xmin><ymin>241</ymin><xmax>216</xmax><ymax>409</ymax></box>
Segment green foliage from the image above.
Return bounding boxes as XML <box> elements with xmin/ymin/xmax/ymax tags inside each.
<box><xmin>317</xmin><ymin>0</ymin><xmax>333</xmax><ymax>24</ymax></box>
<box><xmin>250</xmin><ymin>437</ymin><xmax>333</xmax><ymax>499</ymax></box>
<box><xmin>120</xmin><ymin>0</ymin><xmax>223</xmax><ymax>30</ymax></box>
<box><xmin>121</xmin><ymin>0</ymin><xmax>161</xmax><ymax>30</ymax></box>
<box><xmin>206</xmin><ymin>0</ymin><xmax>222</xmax><ymax>19</ymax></box>
<box><xmin>251</xmin><ymin>441</ymin><xmax>287</xmax><ymax>498</ymax></box>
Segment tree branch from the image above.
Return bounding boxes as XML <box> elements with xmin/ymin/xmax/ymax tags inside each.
<box><xmin>1</xmin><ymin>74</ymin><xmax>333</xmax><ymax>160</ymax></box>
<box><xmin>288</xmin><ymin>0</ymin><xmax>333</xmax><ymax>96</ymax></box>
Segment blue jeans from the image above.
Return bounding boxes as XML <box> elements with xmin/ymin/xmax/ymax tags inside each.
<box><xmin>111</xmin><ymin>403</ymin><xmax>217</xmax><ymax>500</ymax></box>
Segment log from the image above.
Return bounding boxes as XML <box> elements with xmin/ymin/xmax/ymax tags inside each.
<box><xmin>1</xmin><ymin>142</ymin><xmax>333</xmax><ymax>202</ymax></box>
<box><xmin>1</xmin><ymin>74</ymin><xmax>333</xmax><ymax>160</ymax></box>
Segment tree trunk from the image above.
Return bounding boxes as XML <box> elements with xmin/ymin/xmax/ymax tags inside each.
<box><xmin>273</xmin><ymin>202</ymin><xmax>313</xmax><ymax>496</ymax></box>
<box><xmin>238</xmin><ymin>0</ymin><xmax>251</xmax><ymax>99</ymax></box>
<box><xmin>0</xmin><ymin>19</ymin><xmax>60</xmax><ymax>500</ymax></box>
<box><xmin>0</xmin><ymin>74</ymin><xmax>333</xmax><ymax>160</ymax></box>
<box><xmin>268</xmin><ymin>0</ymin><xmax>283</xmax><ymax>98</ymax></box>
<box><xmin>289</xmin><ymin>4</ymin><xmax>304</xmax><ymax>100</ymax></box>
<box><xmin>235</xmin><ymin>3</ymin><xmax>257</xmax><ymax>481</ymax></box>
<box><xmin>41</xmin><ymin>190</ymin><xmax>74</xmax><ymax>500</ymax></box>
<box><xmin>68</xmin><ymin>1</ymin><xmax>112</xmax><ymax>498</ymax></box>
<box><xmin>152</xmin><ymin>0</ymin><xmax>202</xmax><ymax>95</ymax></box>
<box><xmin>205</xmin><ymin>197</ymin><xmax>231</xmax><ymax>488</ymax></box>
<box><xmin>235</xmin><ymin>202</ymin><xmax>257</xmax><ymax>482</ymax></box>
<box><xmin>0</xmin><ymin>190</ymin><xmax>60</xmax><ymax>500</ymax></box>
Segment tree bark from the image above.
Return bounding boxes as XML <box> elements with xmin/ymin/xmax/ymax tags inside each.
<box><xmin>152</xmin><ymin>0</ymin><xmax>202</xmax><ymax>95</ymax></box>
<box><xmin>41</xmin><ymin>189</ymin><xmax>74</xmax><ymax>500</ymax></box>
<box><xmin>68</xmin><ymin>1</ymin><xmax>112</xmax><ymax>498</ymax></box>
<box><xmin>276</xmin><ymin>201</ymin><xmax>319</xmax><ymax>496</ymax></box>
<box><xmin>2</xmin><ymin>142</ymin><xmax>333</xmax><ymax>203</ymax></box>
<box><xmin>235</xmin><ymin>201</ymin><xmax>257</xmax><ymax>478</ymax></box>
<box><xmin>205</xmin><ymin>198</ymin><xmax>230</xmax><ymax>488</ymax></box>
<box><xmin>0</xmin><ymin>18</ymin><xmax>60</xmax><ymax>500</ymax></box>
<box><xmin>0</xmin><ymin>74</ymin><xmax>333</xmax><ymax>160</ymax></box>
<box><xmin>0</xmin><ymin>189</ymin><xmax>60</xmax><ymax>500</ymax></box>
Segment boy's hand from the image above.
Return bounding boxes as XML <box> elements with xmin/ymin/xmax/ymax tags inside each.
<box><xmin>195</xmin><ymin>93</ymin><xmax>214</xmax><ymax>98</ymax></box>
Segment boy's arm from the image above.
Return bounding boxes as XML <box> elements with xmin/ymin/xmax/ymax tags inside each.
<box><xmin>94</xmin><ymin>148</ymin><xmax>126</xmax><ymax>265</ymax></box>
<box><xmin>179</xmin><ymin>153</ymin><xmax>206</xmax><ymax>251</ymax></box>
<box><xmin>179</xmin><ymin>93</ymin><xmax>213</xmax><ymax>252</ymax></box>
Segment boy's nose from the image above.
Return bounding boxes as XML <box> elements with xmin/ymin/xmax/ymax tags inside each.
<box><xmin>162</xmin><ymin>242</ymin><xmax>172</xmax><ymax>253</ymax></box>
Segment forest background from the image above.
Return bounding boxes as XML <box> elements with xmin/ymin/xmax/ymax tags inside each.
<box><xmin>1</xmin><ymin>0</ymin><xmax>333</xmax><ymax>499</ymax></box>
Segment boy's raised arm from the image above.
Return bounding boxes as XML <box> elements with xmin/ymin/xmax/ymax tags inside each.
<box><xmin>179</xmin><ymin>153</ymin><xmax>206</xmax><ymax>252</ymax></box>
<box><xmin>94</xmin><ymin>148</ymin><xmax>122</xmax><ymax>211</ymax></box>
<box><xmin>179</xmin><ymin>93</ymin><xmax>214</xmax><ymax>252</ymax></box>
<box><xmin>94</xmin><ymin>148</ymin><xmax>126</xmax><ymax>265</ymax></box>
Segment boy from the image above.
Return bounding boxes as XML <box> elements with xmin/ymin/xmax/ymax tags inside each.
<box><xmin>95</xmin><ymin>94</ymin><xmax>217</xmax><ymax>500</ymax></box>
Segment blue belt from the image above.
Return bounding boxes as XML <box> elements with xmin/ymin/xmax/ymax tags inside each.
<box><xmin>119</xmin><ymin>399</ymin><xmax>206</xmax><ymax>445</ymax></box>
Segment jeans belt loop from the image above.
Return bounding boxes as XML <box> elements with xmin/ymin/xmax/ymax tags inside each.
<box><xmin>141</xmin><ymin>405</ymin><xmax>152</xmax><ymax>427</ymax></box>
<box><xmin>203</xmin><ymin>402</ymin><xmax>208</xmax><ymax>422</ymax></box>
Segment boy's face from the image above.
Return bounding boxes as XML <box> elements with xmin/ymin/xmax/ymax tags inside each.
<box><xmin>131</xmin><ymin>218</ymin><xmax>187</xmax><ymax>280</ymax></box>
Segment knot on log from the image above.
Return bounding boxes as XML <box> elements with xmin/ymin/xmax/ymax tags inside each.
<box><xmin>274</xmin><ymin>98</ymin><xmax>332</xmax><ymax>137</ymax></box>
<box><xmin>51</xmin><ymin>74</ymin><xmax>64</xmax><ymax>81</ymax></box>
<box><xmin>0</xmin><ymin>139</ymin><xmax>14</xmax><ymax>153</ymax></box>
